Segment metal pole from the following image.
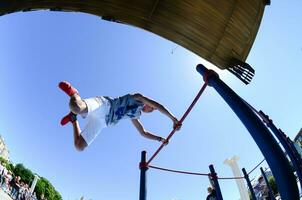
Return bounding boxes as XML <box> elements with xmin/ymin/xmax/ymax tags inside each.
<box><xmin>209</xmin><ymin>164</ymin><xmax>223</xmax><ymax>200</ymax></box>
<box><xmin>258</xmin><ymin>111</ymin><xmax>302</xmax><ymax>190</ymax></box>
<box><xmin>139</xmin><ymin>151</ymin><xmax>148</xmax><ymax>200</ymax></box>
<box><xmin>286</xmin><ymin>136</ymin><xmax>302</xmax><ymax>170</ymax></box>
<box><xmin>260</xmin><ymin>167</ymin><xmax>275</xmax><ymax>200</ymax></box>
<box><xmin>286</xmin><ymin>132</ymin><xmax>302</xmax><ymax>162</ymax></box>
<box><xmin>196</xmin><ymin>64</ymin><xmax>299</xmax><ymax>200</ymax></box>
<box><xmin>242</xmin><ymin>168</ymin><xmax>257</xmax><ymax>200</ymax></box>
<box><xmin>29</xmin><ymin>174</ymin><xmax>40</xmax><ymax>194</ymax></box>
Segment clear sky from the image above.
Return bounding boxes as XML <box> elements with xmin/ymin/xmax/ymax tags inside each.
<box><xmin>0</xmin><ymin>1</ymin><xmax>301</xmax><ymax>200</ymax></box>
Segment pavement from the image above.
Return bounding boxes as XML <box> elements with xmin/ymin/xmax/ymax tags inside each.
<box><xmin>0</xmin><ymin>189</ymin><xmax>13</xmax><ymax>200</ymax></box>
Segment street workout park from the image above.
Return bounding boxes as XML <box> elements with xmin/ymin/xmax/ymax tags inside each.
<box><xmin>0</xmin><ymin>0</ymin><xmax>301</xmax><ymax>200</ymax></box>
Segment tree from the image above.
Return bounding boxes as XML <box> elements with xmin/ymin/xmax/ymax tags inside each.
<box><xmin>268</xmin><ymin>176</ymin><xmax>278</xmax><ymax>195</ymax></box>
<box><xmin>0</xmin><ymin>156</ymin><xmax>8</xmax><ymax>166</ymax></box>
<box><xmin>7</xmin><ymin>163</ymin><xmax>14</xmax><ymax>172</ymax></box>
<box><xmin>0</xmin><ymin>158</ymin><xmax>62</xmax><ymax>199</ymax></box>
<box><xmin>0</xmin><ymin>156</ymin><xmax>14</xmax><ymax>172</ymax></box>
<box><xmin>35</xmin><ymin>177</ymin><xmax>62</xmax><ymax>200</ymax></box>
<box><xmin>13</xmin><ymin>163</ymin><xmax>34</xmax><ymax>184</ymax></box>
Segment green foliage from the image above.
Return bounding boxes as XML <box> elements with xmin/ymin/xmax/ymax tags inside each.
<box><xmin>0</xmin><ymin>156</ymin><xmax>8</xmax><ymax>165</ymax></box>
<box><xmin>268</xmin><ymin>176</ymin><xmax>278</xmax><ymax>195</ymax></box>
<box><xmin>35</xmin><ymin>178</ymin><xmax>46</xmax><ymax>197</ymax></box>
<box><xmin>35</xmin><ymin>177</ymin><xmax>62</xmax><ymax>200</ymax></box>
<box><xmin>0</xmin><ymin>156</ymin><xmax>14</xmax><ymax>173</ymax></box>
<box><xmin>0</xmin><ymin>158</ymin><xmax>62</xmax><ymax>200</ymax></box>
<box><xmin>13</xmin><ymin>163</ymin><xmax>34</xmax><ymax>184</ymax></box>
<box><xmin>7</xmin><ymin>163</ymin><xmax>15</xmax><ymax>173</ymax></box>
<box><xmin>248</xmin><ymin>190</ymin><xmax>252</xmax><ymax>200</ymax></box>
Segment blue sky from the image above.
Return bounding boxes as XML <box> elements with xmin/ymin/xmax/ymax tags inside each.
<box><xmin>0</xmin><ymin>1</ymin><xmax>301</xmax><ymax>200</ymax></box>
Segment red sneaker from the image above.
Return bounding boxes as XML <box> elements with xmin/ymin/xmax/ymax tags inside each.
<box><xmin>60</xmin><ymin>112</ymin><xmax>77</xmax><ymax>126</ymax></box>
<box><xmin>58</xmin><ymin>81</ymin><xmax>78</xmax><ymax>96</ymax></box>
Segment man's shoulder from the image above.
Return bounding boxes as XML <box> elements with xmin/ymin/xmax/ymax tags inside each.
<box><xmin>206</xmin><ymin>194</ymin><xmax>217</xmax><ymax>200</ymax></box>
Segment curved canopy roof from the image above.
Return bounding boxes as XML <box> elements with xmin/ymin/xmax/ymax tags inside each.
<box><xmin>0</xmin><ymin>0</ymin><xmax>269</xmax><ymax>83</ymax></box>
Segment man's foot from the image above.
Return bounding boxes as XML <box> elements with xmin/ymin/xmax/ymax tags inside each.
<box><xmin>59</xmin><ymin>81</ymin><xmax>78</xmax><ymax>97</ymax></box>
<box><xmin>60</xmin><ymin>112</ymin><xmax>77</xmax><ymax>126</ymax></box>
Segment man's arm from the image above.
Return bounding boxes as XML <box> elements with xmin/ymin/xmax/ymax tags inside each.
<box><xmin>132</xmin><ymin>93</ymin><xmax>181</xmax><ymax>130</ymax></box>
<box><xmin>71</xmin><ymin>120</ymin><xmax>88</xmax><ymax>151</ymax></box>
<box><xmin>131</xmin><ymin>119</ymin><xmax>166</xmax><ymax>143</ymax></box>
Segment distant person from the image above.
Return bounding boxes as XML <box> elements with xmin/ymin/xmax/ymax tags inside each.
<box><xmin>206</xmin><ymin>186</ymin><xmax>217</xmax><ymax>200</ymax></box>
<box><xmin>59</xmin><ymin>81</ymin><xmax>181</xmax><ymax>151</ymax></box>
<box><xmin>19</xmin><ymin>182</ymin><xmax>30</xmax><ymax>200</ymax></box>
<box><xmin>255</xmin><ymin>176</ymin><xmax>269</xmax><ymax>200</ymax></box>
<box><xmin>31</xmin><ymin>192</ymin><xmax>38</xmax><ymax>200</ymax></box>
<box><xmin>10</xmin><ymin>176</ymin><xmax>21</xmax><ymax>199</ymax></box>
<box><xmin>40</xmin><ymin>193</ymin><xmax>46</xmax><ymax>200</ymax></box>
<box><xmin>2</xmin><ymin>170</ymin><xmax>11</xmax><ymax>192</ymax></box>
<box><xmin>0</xmin><ymin>162</ymin><xmax>4</xmax><ymax>185</ymax></box>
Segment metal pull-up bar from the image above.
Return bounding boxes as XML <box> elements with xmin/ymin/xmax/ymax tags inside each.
<box><xmin>146</xmin><ymin>82</ymin><xmax>208</xmax><ymax>165</ymax></box>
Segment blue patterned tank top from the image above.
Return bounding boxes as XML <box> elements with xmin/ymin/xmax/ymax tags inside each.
<box><xmin>105</xmin><ymin>94</ymin><xmax>144</xmax><ymax>126</ymax></box>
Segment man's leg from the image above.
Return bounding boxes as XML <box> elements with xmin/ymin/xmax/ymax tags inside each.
<box><xmin>59</xmin><ymin>81</ymin><xmax>78</xmax><ymax>97</ymax></box>
<box><xmin>59</xmin><ymin>81</ymin><xmax>88</xmax><ymax>150</ymax></box>
<box><xmin>59</xmin><ymin>81</ymin><xmax>88</xmax><ymax>125</ymax></box>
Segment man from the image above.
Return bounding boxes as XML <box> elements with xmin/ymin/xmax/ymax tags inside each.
<box><xmin>59</xmin><ymin>81</ymin><xmax>181</xmax><ymax>151</ymax></box>
<box><xmin>0</xmin><ymin>162</ymin><xmax>4</xmax><ymax>185</ymax></box>
<box><xmin>255</xmin><ymin>176</ymin><xmax>269</xmax><ymax>200</ymax></box>
<box><xmin>206</xmin><ymin>186</ymin><xmax>217</xmax><ymax>200</ymax></box>
<box><xmin>10</xmin><ymin>176</ymin><xmax>21</xmax><ymax>199</ymax></box>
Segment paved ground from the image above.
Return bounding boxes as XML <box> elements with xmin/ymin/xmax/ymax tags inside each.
<box><xmin>0</xmin><ymin>189</ymin><xmax>13</xmax><ymax>200</ymax></box>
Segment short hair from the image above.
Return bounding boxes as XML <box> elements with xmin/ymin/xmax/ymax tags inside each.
<box><xmin>207</xmin><ymin>186</ymin><xmax>213</xmax><ymax>193</ymax></box>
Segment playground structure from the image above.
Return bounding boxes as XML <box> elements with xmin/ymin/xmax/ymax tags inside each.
<box><xmin>139</xmin><ymin>64</ymin><xmax>302</xmax><ymax>200</ymax></box>
<box><xmin>0</xmin><ymin>0</ymin><xmax>270</xmax><ymax>84</ymax></box>
<box><xmin>0</xmin><ymin>0</ymin><xmax>301</xmax><ymax>199</ymax></box>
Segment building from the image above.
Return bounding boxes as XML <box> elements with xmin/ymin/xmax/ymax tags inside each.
<box><xmin>293</xmin><ymin>128</ymin><xmax>302</xmax><ymax>157</ymax></box>
<box><xmin>0</xmin><ymin>135</ymin><xmax>10</xmax><ymax>161</ymax></box>
<box><xmin>294</xmin><ymin>129</ymin><xmax>302</xmax><ymax>145</ymax></box>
